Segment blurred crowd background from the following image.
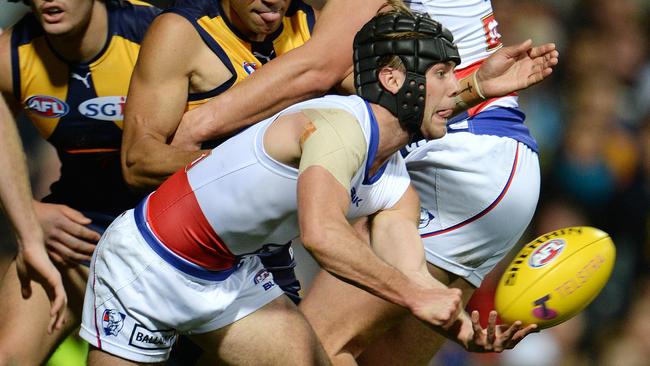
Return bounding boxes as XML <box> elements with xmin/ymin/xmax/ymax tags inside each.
<box><xmin>0</xmin><ymin>0</ymin><xmax>648</xmax><ymax>365</ymax></box>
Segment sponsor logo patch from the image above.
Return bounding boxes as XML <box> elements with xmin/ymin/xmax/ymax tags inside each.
<box><xmin>129</xmin><ymin>324</ymin><xmax>176</xmax><ymax>350</ymax></box>
<box><xmin>529</xmin><ymin>239</ymin><xmax>565</xmax><ymax>268</ymax></box>
<box><xmin>25</xmin><ymin>95</ymin><xmax>69</xmax><ymax>118</ymax></box>
<box><xmin>351</xmin><ymin>187</ymin><xmax>363</xmax><ymax>207</ymax></box>
<box><xmin>78</xmin><ymin>96</ymin><xmax>126</xmax><ymax>121</ymax></box>
<box><xmin>532</xmin><ymin>294</ymin><xmax>558</xmax><ymax>320</ymax></box>
<box><xmin>102</xmin><ymin>309</ymin><xmax>126</xmax><ymax>336</ymax></box>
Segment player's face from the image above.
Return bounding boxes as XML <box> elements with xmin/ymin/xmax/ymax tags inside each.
<box><xmin>30</xmin><ymin>0</ymin><xmax>95</xmax><ymax>36</ymax></box>
<box><xmin>229</xmin><ymin>0</ymin><xmax>291</xmax><ymax>42</ymax></box>
<box><xmin>420</xmin><ymin>62</ymin><xmax>458</xmax><ymax>139</ymax></box>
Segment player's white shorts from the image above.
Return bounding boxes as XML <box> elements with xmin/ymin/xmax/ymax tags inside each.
<box><xmin>79</xmin><ymin>209</ymin><xmax>284</xmax><ymax>363</ymax></box>
<box><xmin>405</xmin><ymin>132</ymin><xmax>540</xmax><ymax>287</ymax></box>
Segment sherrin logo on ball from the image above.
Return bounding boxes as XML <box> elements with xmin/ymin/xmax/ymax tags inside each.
<box><xmin>495</xmin><ymin>226</ymin><xmax>615</xmax><ymax>329</ymax></box>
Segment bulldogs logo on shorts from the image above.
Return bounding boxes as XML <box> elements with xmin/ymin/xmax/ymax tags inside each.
<box><xmin>102</xmin><ymin>309</ymin><xmax>126</xmax><ymax>336</ymax></box>
<box><xmin>254</xmin><ymin>269</ymin><xmax>276</xmax><ymax>291</ymax></box>
<box><xmin>418</xmin><ymin>207</ymin><xmax>435</xmax><ymax>229</ymax></box>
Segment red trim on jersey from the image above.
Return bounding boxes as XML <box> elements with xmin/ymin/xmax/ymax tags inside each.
<box><xmin>146</xmin><ymin>169</ymin><xmax>237</xmax><ymax>271</ymax></box>
<box><xmin>455</xmin><ymin>59</ymin><xmax>517</xmax><ymax>117</ymax></box>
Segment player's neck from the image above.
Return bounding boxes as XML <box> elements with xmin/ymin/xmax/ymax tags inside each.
<box><xmin>369</xmin><ymin>103</ymin><xmax>410</xmax><ymax>173</ymax></box>
<box><xmin>46</xmin><ymin>2</ymin><xmax>108</xmax><ymax>63</ymax></box>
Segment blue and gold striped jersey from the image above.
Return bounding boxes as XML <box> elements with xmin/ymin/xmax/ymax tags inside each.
<box><xmin>11</xmin><ymin>0</ymin><xmax>160</xmax><ymax>215</ymax></box>
<box><xmin>168</xmin><ymin>0</ymin><xmax>315</xmax><ymax>109</ymax></box>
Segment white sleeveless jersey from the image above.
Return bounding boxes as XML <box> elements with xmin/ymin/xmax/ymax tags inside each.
<box><xmin>405</xmin><ymin>0</ymin><xmax>502</xmax><ymax>69</ymax></box>
<box><xmin>143</xmin><ymin>95</ymin><xmax>410</xmax><ymax>269</ymax></box>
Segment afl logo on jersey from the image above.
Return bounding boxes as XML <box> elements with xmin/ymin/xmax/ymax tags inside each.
<box><xmin>25</xmin><ymin>95</ymin><xmax>69</xmax><ymax>118</ymax></box>
<box><xmin>529</xmin><ymin>239</ymin><xmax>565</xmax><ymax>268</ymax></box>
<box><xmin>242</xmin><ymin>61</ymin><xmax>258</xmax><ymax>75</ymax></box>
<box><xmin>79</xmin><ymin>96</ymin><xmax>126</xmax><ymax>121</ymax></box>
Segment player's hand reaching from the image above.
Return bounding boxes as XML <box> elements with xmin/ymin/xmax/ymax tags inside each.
<box><xmin>15</xmin><ymin>242</ymin><xmax>67</xmax><ymax>334</ymax></box>
<box><xmin>464</xmin><ymin>310</ymin><xmax>538</xmax><ymax>352</ymax></box>
<box><xmin>476</xmin><ymin>39</ymin><xmax>559</xmax><ymax>98</ymax></box>
<box><xmin>34</xmin><ymin>201</ymin><xmax>101</xmax><ymax>265</ymax></box>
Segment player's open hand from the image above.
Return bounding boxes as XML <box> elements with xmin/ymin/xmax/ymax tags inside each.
<box><xmin>34</xmin><ymin>201</ymin><xmax>100</xmax><ymax>265</ymax></box>
<box><xmin>15</xmin><ymin>243</ymin><xmax>67</xmax><ymax>334</ymax></box>
<box><xmin>465</xmin><ymin>310</ymin><xmax>538</xmax><ymax>353</ymax></box>
<box><xmin>476</xmin><ymin>39</ymin><xmax>559</xmax><ymax>98</ymax></box>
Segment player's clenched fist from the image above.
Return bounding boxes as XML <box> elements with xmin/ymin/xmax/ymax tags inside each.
<box><xmin>409</xmin><ymin>287</ymin><xmax>463</xmax><ymax>328</ymax></box>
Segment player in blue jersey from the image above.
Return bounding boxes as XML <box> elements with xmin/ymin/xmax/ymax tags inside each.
<box><xmin>0</xmin><ymin>0</ymin><xmax>159</xmax><ymax>364</ymax></box>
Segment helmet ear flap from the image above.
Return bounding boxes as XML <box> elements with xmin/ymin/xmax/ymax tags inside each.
<box><xmin>353</xmin><ymin>11</ymin><xmax>460</xmax><ymax>135</ymax></box>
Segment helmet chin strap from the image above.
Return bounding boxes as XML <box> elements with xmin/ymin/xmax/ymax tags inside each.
<box><xmin>353</xmin><ymin>11</ymin><xmax>460</xmax><ymax>134</ymax></box>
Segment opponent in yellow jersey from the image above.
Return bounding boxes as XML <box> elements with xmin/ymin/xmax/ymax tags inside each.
<box><xmin>11</xmin><ymin>0</ymin><xmax>158</xmax><ymax>215</ymax></box>
<box><xmin>0</xmin><ymin>1</ymin><xmax>159</xmax><ymax>364</ymax></box>
<box><xmin>171</xmin><ymin>0</ymin><xmax>314</xmax><ymax>115</ymax></box>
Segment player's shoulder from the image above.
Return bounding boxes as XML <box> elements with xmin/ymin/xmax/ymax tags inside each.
<box><xmin>136</xmin><ymin>11</ymin><xmax>204</xmax><ymax>71</ymax></box>
<box><xmin>146</xmin><ymin>10</ymin><xmax>198</xmax><ymax>41</ymax></box>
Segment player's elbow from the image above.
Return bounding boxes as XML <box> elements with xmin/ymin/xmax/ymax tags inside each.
<box><xmin>299</xmin><ymin>221</ymin><xmax>334</xmax><ymax>258</ymax></box>
<box><xmin>122</xmin><ymin>147</ymin><xmax>156</xmax><ymax>193</ymax></box>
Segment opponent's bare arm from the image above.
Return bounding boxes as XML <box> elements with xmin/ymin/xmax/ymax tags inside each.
<box><xmin>0</xmin><ymin>35</ymin><xmax>66</xmax><ymax>331</ymax></box>
<box><xmin>171</xmin><ymin>0</ymin><xmax>387</xmax><ymax>149</ymax></box>
<box><xmin>121</xmin><ymin>13</ymin><xmax>212</xmax><ymax>191</ymax></box>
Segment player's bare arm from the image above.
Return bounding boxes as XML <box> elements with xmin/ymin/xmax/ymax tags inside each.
<box><xmin>0</xmin><ymin>92</ymin><xmax>66</xmax><ymax>334</ymax></box>
<box><xmin>121</xmin><ymin>12</ymin><xmax>225</xmax><ymax>191</ymax></box>
<box><xmin>368</xmin><ymin>185</ymin><xmax>430</xmax><ymax>282</ymax></box>
<box><xmin>298</xmin><ymin>166</ymin><xmax>462</xmax><ymax>328</ymax></box>
<box><xmin>171</xmin><ymin>0</ymin><xmax>391</xmax><ymax>149</ymax></box>
<box><xmin>0</xmin><ymin>27</ymin><xmax>14</xmax><ymax>95</ymax></box>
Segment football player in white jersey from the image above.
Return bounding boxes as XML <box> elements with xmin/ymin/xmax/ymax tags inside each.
<box><xmin>80</xmin><ymin>11</ymin><xmax>530</xmax><ymax>364</ymax></box>
<box><xmin>348</xmin><ymin>1</ymin><xmax>548</xmax><ymax>364</ymax></box>
<box><xmin>167</xmin><ymin>0</ymin><xmax>557</xmax><ymax>364</ymax></box>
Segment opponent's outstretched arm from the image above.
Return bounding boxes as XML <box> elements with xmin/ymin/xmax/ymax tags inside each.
<box><xmin>171</xmin><ymin>0</ymin><xmax>386</xmax><ymax>150</ymax></box>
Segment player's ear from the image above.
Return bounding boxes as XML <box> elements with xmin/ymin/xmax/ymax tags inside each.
<box><xmin>378</xmin><ymin>66</ymin><xmax>405</xmax><ymax>94</ymax></box>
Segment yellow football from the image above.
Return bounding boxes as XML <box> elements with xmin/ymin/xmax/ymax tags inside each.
<box><xmin>495</xmin><ymin>226</ymin><xmax>615</xmax><ymax>329</ymax></box>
